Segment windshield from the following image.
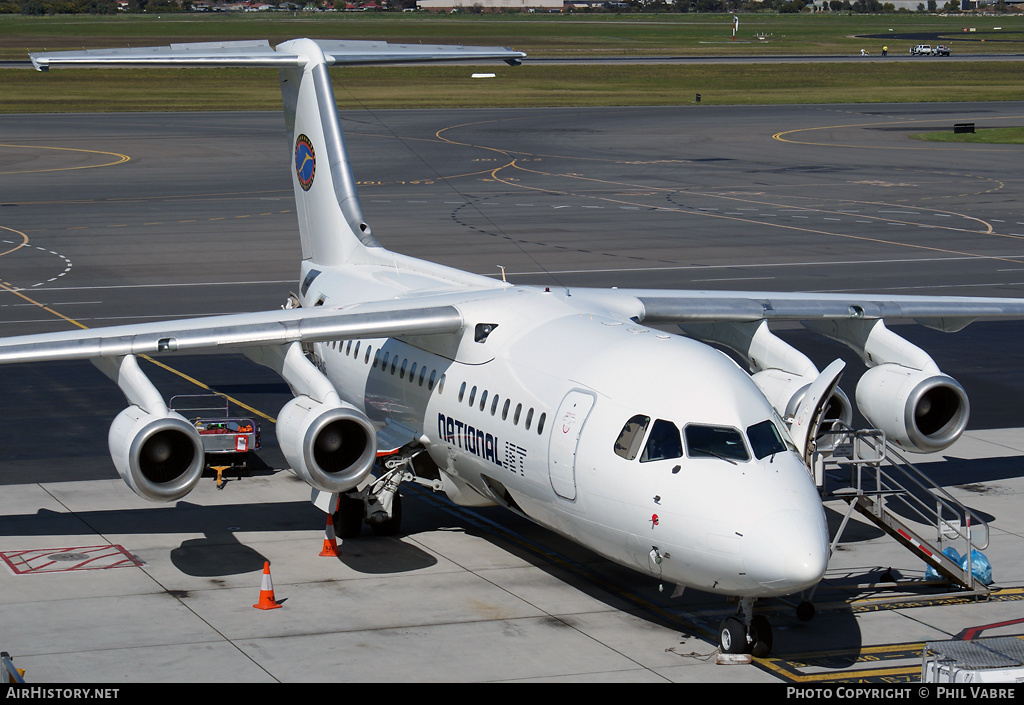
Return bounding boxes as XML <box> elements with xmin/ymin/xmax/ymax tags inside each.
<box><xmin>684</xmin><ymin>424</ymin><xmax>750</xmax><ymax>463</ymax></box>
<box><xmin>746</xmin><ymin>419</ymin><xmax>790</xmax><ymax>460</ymax></box>
<box><xmin>640</xmin><ymin>419</ymin><xmax>683</xmax><ymax>463</ymax></box>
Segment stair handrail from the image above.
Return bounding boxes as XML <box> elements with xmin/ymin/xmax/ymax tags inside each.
<box><xmin>818</xmin><ymin>424</ymin><xmax>989</xmax><ymax>553</ymax></box>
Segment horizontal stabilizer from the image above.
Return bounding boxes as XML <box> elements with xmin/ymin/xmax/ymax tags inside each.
<box><xmin>30</xmin><ymin>39</ymin><xmax>526</xmax><ymax>71</ymax></box>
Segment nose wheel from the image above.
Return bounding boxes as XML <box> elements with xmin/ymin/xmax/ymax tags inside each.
<box><xmin>718</xmin><ymin>598</ymin><xmax>773</xmax><ymax>657</ymax></box>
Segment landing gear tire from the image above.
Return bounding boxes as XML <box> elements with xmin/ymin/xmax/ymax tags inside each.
<box><xmin>750</xmin><ymin>615</ymin><xmax>773</xmax><ymax>658</ymax></box>
<box><xmin>370</xmin><ymin>491</ymin><xmax>403</xmax><ymax>536</ymax></box>
<box><xmin>719</xmin><ymin>617</ymin><xmax>748</xmax><ymax>654</ymax></box>
<box><xmin>333</xmin><ymin>493</ymin><xmax>364</xmax><ymax>539</ymax></box>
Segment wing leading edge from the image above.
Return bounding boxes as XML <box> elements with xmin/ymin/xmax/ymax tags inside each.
<box><xmin>29</xmin><ymin>39</ymin><xmax>525</xmax><ymax>71</ymax></box>
<box><xmin>630</xmin><ymin>290</ymin><xmax>1024</xmax><ymax>332</ymax></box>
<box><xmin>0</xmin><ymin>304</ymin><xmax>463</xmax><ymax>365</ymax></box>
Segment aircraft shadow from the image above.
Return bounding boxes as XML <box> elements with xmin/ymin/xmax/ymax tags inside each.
<box><xmin>0</xmin><ymin>493</ymin><xmax>440</xmax><ymax>578</ymax></box>
<box><xmin>823</xmin><ymin>454</ymin><xmax>1024</xmax><ymax>537</ymax></box>
<box><xmin>0</xmin><ymin>477</ymin><xmax>870</xmax><ymax>672</ymax></box>
<box><xmin>390</xmin><ymin>486</ymin><xmax>868</xmax><ymax>669</ymax></box>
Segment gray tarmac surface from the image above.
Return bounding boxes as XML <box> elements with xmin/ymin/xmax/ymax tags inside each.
<box><xmin>2</xmin><ymin>103</ymin><xmax>1024</xmax><ymax>683</ymax></box>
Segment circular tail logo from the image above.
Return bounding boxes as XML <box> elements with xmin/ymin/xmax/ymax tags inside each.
<box><xmin>295</xmin><ymin>134</ymin><xmax>316</xmax><ymax>191</ymax></box>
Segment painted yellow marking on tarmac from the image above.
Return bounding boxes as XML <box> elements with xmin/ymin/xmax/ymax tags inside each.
<box><xmin>0</xmin><ymin>225</ymin><xmax>29</xmax><ymax>258</ymax></box>
<box><xmin>0</xmin><ymin>144</ymin><xmax>130</xmax><ymax>174</ymax></box>
<box><xmin>0</xmin><ymin>252</ymin><xmax>276</xmax><ymax>422</ymax></box>
<box><xmin>492</xmin><ymin>160</ymin><xmax>1024</xmax><ymax>269</ymax></box>
<box><xmin>436</xmin><ymin>115</ymin><xmax>1014</xmax><ymax>263</ymax></box>
<box><xmin>772</xmin><ymin>114</ymin><xmax>1024</xmax><ymax>151</ymax></box>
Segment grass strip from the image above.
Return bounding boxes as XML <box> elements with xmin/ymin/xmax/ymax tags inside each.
<box><xmin>3</xmin><ymin>62</ymin><xmax>1023</xmax><ymax>113</ymax></box>
<box><xmin>911</xmin><ymin>126</ymin><xmax>1024</xmax><ymax>144</ymax></box>
<box><xmin>1</xmin><ymin>13</ymin><xmax>1023</xmax><ymax>60</ymax></box>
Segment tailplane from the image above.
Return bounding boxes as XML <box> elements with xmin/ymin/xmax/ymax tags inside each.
<box><xmin>31</xmin><ymin>39</ymin><xmax>526</xmax><ymax>268</ymax></box>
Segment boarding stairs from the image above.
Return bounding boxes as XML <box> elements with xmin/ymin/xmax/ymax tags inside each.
<box><xmin>812</xmin><ymin>425</ymin><xmax>991</xmax><ymax>598</ymax></box>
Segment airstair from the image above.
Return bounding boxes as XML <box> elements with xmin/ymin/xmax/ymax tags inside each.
<box><xmin>812</xmin><ymin>425</ymin><xmax>991</xmax><ymax>599</ymax></box>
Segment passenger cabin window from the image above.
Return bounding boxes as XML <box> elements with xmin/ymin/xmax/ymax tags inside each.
<box><xmin>685</xmin><ymin>425</ymin><xmax>750</xmax><ymax>463</ymax></box>
<box><xmin>640</xmin><ymin>419</ymin><xmax>683</xmax><ymax>463</ymax></box>
<box><xmin>746</xmin><ymin>420</ymin><xmax>790</xmax><ymax>460</ymax></box>
<box><xmin>613</xmin><ymin>415</ymin><xmax>650</xmax><ymax>461</ymax></box>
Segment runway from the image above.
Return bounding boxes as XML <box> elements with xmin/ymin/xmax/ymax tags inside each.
<box><xmin>2</xmin><ymin>103</ymin><xmax>1024</xmax><ymax>683</ymax></box>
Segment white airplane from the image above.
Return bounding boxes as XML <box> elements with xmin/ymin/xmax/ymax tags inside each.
<box><xmin>10</xmin><ymin>38</ymin><xmax>1024</xmax><ymax>658</ymax></box>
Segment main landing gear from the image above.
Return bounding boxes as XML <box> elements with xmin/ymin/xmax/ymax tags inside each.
<box><xmin>333</xmin><ymin>445</ymin><xmax>439</xmax><ymax>538</ymax></box>
<box><xmin>718</xmin><ymin>597</ymin><xmax>773</xmax><ymax>658</ymax></box>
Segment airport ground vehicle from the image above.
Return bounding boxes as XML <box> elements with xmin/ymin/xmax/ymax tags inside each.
<box><xmin>170</xmin><ymin>395</ymin><xmax>260</xmax><ymax>470</ymax></box>
<box><xmin>911</xmin><ymin>44</ymin><xmax>932</xmax><ymax>55</ymax></box>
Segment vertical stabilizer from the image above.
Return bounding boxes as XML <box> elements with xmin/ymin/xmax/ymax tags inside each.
<box><xmin>278</xmin><ymin>39</ymin><xmax>379</xmax><ymax>267</ymax></box>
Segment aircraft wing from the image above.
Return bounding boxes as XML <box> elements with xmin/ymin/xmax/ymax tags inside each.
<box><xmin>624</xmin><ymin>289</ymin><xmax>1024</xmax><ymax>332</ymax></box>
<box><xmin>0</xmin><ymin>303</ymin><xmax>463</xmax><ymax>365</ymax></box>
<box><xmin>29</xmin><ymin>39</ymin><xmax>525</xmax><ymax>71</ymax></box>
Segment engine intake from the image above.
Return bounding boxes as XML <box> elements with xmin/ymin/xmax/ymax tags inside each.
<box><xmin>277</xmin><ymin>396</ymin><xmax>377</xmax><ymax>493</ymax></box>
<box><xmin>109</xmin><ymin>407</ymin><xmax>206</xmax><ymax>502</ymax></box>
<box><xmin>856</xmin><ymin>363</ymin><xmax>969</xmax><ymax>453</ymax></box>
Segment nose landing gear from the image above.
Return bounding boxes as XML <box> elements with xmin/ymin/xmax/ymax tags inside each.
<box><xmin>718</xmin><ymin>597</ymin><xmax>773</xmax><ymax>658</ymax></box>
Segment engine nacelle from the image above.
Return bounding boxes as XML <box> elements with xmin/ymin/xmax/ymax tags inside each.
<box><xmin>276</xmin><ymin>396</ymin><xmax>377</xmax><ymax>493</ymax></box>
<box><xmin>856</xmin><ymin>363</ymin><xmax>969</xmax><ymax>453</ymax></box>
<box><xmin>109</xmin><ymin>406</ymin><xmax>206</xmax><ymax>502</ymax></box>
<box><xmin>752</xmin><ymin>369</ymin><xmax>854</xmax><ymax>428</ymax></box>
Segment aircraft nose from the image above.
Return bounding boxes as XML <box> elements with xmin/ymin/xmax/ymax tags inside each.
<box><xmin>742</xmin><ymin>502</ymin><xmax>829</xmax><ymax>594</ymax></box>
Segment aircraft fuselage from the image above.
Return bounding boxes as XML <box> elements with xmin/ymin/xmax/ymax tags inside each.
<box><xmin>309</xmin><ymin>272</ymin><xmax>830</xmax><ymax>598</ymax></box>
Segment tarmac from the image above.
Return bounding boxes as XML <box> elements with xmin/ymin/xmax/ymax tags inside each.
<box><xmin>2</xmin><ymin>104</ymin><xmax>1024</xmax><ymax>684</ymax></box>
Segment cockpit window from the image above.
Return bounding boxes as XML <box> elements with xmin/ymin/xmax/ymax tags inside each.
<box><xmin>746</xmin><ymin>419</ymin><xmax>790</xmax><ymax>460</ymax></box>
<box><xmin>684</xmin><ymin>424</ymin><xmax>750</xmax><ymax>463</ymax></box>
<box><xmin>640</xmin><ymin>419</ymin><xmax>683</xmax><ymax>463</ymax></box>
<box><xmin>613</xmin><ymin>415</ymin><xmax>650</xmax><ymax>460</ymax></box>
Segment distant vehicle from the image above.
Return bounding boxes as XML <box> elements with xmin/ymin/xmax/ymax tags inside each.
<box><xmin>911</xmin><ymin>44</ymin><xmax>932</xmax><ymax>55</ymax></box>
<box><xmin>932</xmin><ymin>45</ymin><xmax>951</xmax><ymax>56</ymax></box>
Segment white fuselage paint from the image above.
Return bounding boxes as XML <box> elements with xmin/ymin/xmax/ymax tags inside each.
<box><xmin>304</xmin><ymin>262</ymin><xmax>830</xmax><ymax>599</ymax></box>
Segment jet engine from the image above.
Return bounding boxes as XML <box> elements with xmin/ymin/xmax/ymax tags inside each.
<box><xmin>276</xmin><ymin>396</ymin><xmax>377</xmax><ymax>493</ymax></box>
<box><xmin>856</xmin><ymin>363</ymin><xmax>969</xmax><ymax>453</ymax></box>
<box><xmin>108</xmin><ymin>406</ymin><xmax>206</xmax><ymax>502</ymax></box>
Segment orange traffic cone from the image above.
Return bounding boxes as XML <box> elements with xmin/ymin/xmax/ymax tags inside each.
<box><xmin>253</xmin><ymin>561</ymin><xmax>282</xmax><ymax>610</ymax></box>
<box><xmin>319</xmin><ymin>514</ymin><xmax>340</xmax><ymax>557</ymax></box>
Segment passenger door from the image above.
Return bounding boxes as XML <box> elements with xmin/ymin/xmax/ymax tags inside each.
<box><xmin>548</xmin><ymin>390</ymin><xmax>596</xmax><ymax>501</ymax></box>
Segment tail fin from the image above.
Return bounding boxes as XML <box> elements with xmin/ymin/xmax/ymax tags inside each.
<box><xmin>278</xmin><ymin>39</ymin><xmax>378</xmax><ymax>266</ymax></box>
<box><xmin>30</xmin><ymin>39</ymin><xmax>526</xmax><ymax>268</ymax></box>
